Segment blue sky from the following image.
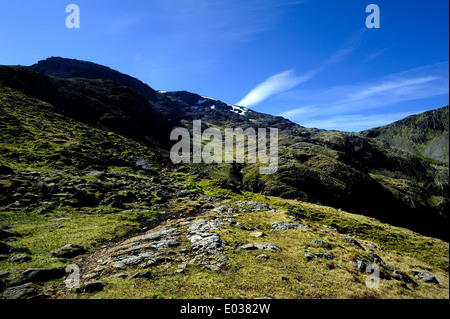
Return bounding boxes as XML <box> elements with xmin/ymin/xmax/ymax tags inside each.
<box><xmin>0</xmin><ymin>0</ymin><xmax>448</xmax><ymax>131</ymax></box>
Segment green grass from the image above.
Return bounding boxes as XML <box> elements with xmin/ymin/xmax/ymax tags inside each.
<box><xmin>66</xmin><ymin>203</ymin><xmax>448</xmax><ymax>299</ymax></box>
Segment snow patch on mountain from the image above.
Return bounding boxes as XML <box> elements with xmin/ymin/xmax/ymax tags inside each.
<box><xmin>230</xmin><ymin>105</ymin><xmax>248</xmax><ymax>115</ymax></box>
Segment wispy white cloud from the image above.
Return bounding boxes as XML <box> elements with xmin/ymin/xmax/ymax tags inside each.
<box><xmin>236</xmin><ymin>29</ymin><xmax>365</xmax><ymax>107</ymax></box>
<box><xmin>236</xmin><ymin>69</ymin><xmax>316</xmax><ymax>107</ymax></box>
<box><xmin>301</xmin><ymin>111</ymin><xmax>420</xmax><ymax>132</ymax></box>
<box><xmin>277</xmin><ymin>62</ymin><xmax>449</xmax><ymax>131</ymax></box>
<box><xmin>364</xmin><ymin>47</ymin><xmax>389</xmax><ymax>62</ymax></box>
<box><xmin>347</xmin><ymin>76</ymin><xmax>440</xmax><ymax>102</ymax></box>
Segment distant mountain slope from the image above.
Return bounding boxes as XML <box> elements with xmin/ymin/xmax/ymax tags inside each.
<box><xmin>361</xmin><ymin>106</ymin><xmax>449</xmax><ymax>164</ymax></box>
<box><xmin>0</xmin><ymin>65</ymin><xmax>173</xmax><ymax>146</ymax></box>
<box><xmin>1</xmin><ymin>58</ymin><xmax>448</xmax><ymax>241</ymax></box>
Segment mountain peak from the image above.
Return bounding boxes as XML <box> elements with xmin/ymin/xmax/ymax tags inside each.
<box><xmin>31</xmin><ymin>56</ymin><xmax>158</xmax><ymax>101</ymax></box>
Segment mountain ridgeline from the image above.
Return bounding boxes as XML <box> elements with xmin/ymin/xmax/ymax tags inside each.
<box><xmin>1</xmin><ymin>57</ymin><xmax>448</xmax><ymax>241</ymax></box>
<box><xmin>361</xmin><ymin>106</ymin><xmax>449</xmax><ymax>164</ymax></box>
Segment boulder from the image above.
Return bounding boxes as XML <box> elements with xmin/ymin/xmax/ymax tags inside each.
<box><xmin>249</xmin><ymin>231</ymin><xmax>264</xmax><ymax>238</ymax></box>
<box><xmin>315</xmin><ymin>252</ymin><xmax>334</xmax><ymax>260</ymax></box>
<box><xmin>2</xmin><ymin>283</ymin><xmax>38</xmax><ymax>299</ymax></box>
<box><xmin>0</xmin><ymin>242</ymin><xmax>30</xmax><ymax>255</ymax></box>
<box><xmin>50</xmin><ymin>244</ymin><xmax>86</xmax><ymax>258</ymax></box>
<box><xmin>305</xmin><ymin>252</ymin><xmax>315</xmax><ymax>260</ymax></box>
<box><xmin>0</xmin><ymin>227</ymin><xmax>18</xmax><ymax>239</ymax></box>
<box><xmin>342</xmin><ymin>237</ymin><xmax>365</xmax><ymax>250</ymax></box>
<box><xmin>0</xmin><ymin>165</ymin><xmax>14</xmax><ymax>175</ymax></box>
<box><xmin>311</xmin><ymin>239</ymin><xmax>331</xmax><ymax>249</ymax></box>
<box><xmin>240</xmin><ymin>243</ymin><xmax>281</xmax><ymax>251</ymax></box>
<box><xmin>237</xmin><ymin>201</ymin><xmax>272</xmax><ymax>212</ymax></box>
<box><xmin>83</xmin><ymin>281</ymin><xmax>107</xmax><ymax>293</ymax></box>
<box><xmin>272</xmin><ymin>221</ymin><xmax>305</xmax><ymax>230</ymax></box>
<box><xmin>9</xmin><ymin>254</ymin><xmax>32</xmax><ymax>263</ymax></box>
<box><xmin>129</xmin><ymin>156</ymin><xmax>156</xmax><ymax>173</ymax></box>
<box><xmin>411</xmin><ymin>271</ymin><xmax>439</xmax><ymax>284</ymax></box>
<box><xmin>22</xmin><ymin>267</ymin><xmax>65</xmax><ymax>283</ymax></box>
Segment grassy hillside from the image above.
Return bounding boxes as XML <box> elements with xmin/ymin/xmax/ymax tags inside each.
<box><xmin>361</xmin><ymin>106</ymin><xmax>449</xmax><ymax>164</ymax></box>
<box><xmin>0</xmin><ymin>83</ymin><xmax>448</xmax><ymax>300</ymax></box>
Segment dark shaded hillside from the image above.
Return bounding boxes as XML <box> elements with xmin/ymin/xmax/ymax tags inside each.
<box><xmin>30</xmin><ymin>57</ymin><xmax>185</xmax><ymax>125</ymax></box>
<box><xmin>31</xmin><ymin>57</ymin><xmax>159</xmax><ymax>102</ymax></box>
<box><xmin>0</xmin><ymin>58</ymin><xmax>448</xmax><ymax>241</ymax></box>
<box><xmin>361</xmin><ymin>106</ymin><xmax>449</xmax><ymax>164</ymax></box>
<box><xmin>0</xmin><ymin>65</ymin><xmax>173</xmax><ymax>147</ymax></box>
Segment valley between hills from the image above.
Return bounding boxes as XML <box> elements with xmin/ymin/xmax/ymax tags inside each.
<box><xmin>0</xmin><ymin>57</ymin><xmax>448</xmax><ymax>299</ymax></box>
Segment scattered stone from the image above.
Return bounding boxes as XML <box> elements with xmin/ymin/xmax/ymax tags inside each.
<box><xmin>0</xmin><ymin>227</ymin><xmax>18</xmax><ymax>239</ymax></box>
<box><xmin>86</xmin><ymin>170</ymin><xmax>104</xmax><ymax>179</ymax></box>
<box><xmin>83</xmin><ymin>281</ymin><xmax>107</xmax><ymax>293</ymax></box>
<box><xmin>178</xmin><ymin>263</ymin><xmax>188</xmax><ymax>269</ymax></box>
<box><xmin>323</xmin><ymin>225</ymin><xmax>337</xmax><ymax>231</ymax></box>
<box><xmin>281</xmin><ymin>276</ymin><xmax>290</xmax><ymax>283</ymax></box>
<box><xmin>217</xmin><ymin>256</ymin><xmax>228</xmax><ymax>262</ymax></box>
<box><xmin>310</xmin><ymin>284</ymin><xmax>316</xmax><ymax>288</ymax></box>
<box><xmin>188</xmin><ymin>233</ymin><xmax>223</xmax><ymax>253</ymax></box>
<box><xmin>129</xmin><ymin>156</ymin><xmax>156</xmax><ymax>173</ymax></box>
<box><xmin>343</xmin><ymin>237</ymin><xmax>365</xmax><ymax>250</ymax></box>
<box><xmin>22</xmin><ymin>267</ymin><xmax>65</xmax><ymax>283</ymax></box>
<box><xmin>225</xmin><ymin>218</ymin><xmax>236</xmax><ymax>225</ymax></box>
<box><xmin>140</xmin><ymin>257</ymin><xmax>166</xmax><ymax>268</ymax></box>
<box><xmin>205</xmin><ymin>265</ymin><xmax>221</xmax><ymax>272</ymax></box>
<box><xmin>351</xmin><ymin>260</ymin><xmax>370</xmax><ymax>272</ymax></box>
<box><xmin>109</xmin><ymin>273</ymin><xmax>128</xmax><ymax>279</ymax></box>
<box><xmin>236</xmin><ymin>201</ymin><xmax>272</xmax><ymax>212</ymax></box>
<box><xmin>271</xmin><ymin>221</ymin><xmax>303</xmax><ymax>230</ymax></box>
<box><xmin>240</xmin><ymin>244</ymin><xmax>257</xmax><ymax>250</ymax></box>
<box><xmin>256</xmin><ymin>254</ymin><xmax>269</xmax><ymax>259</ymax></box>
<box><xmin>135</xmin><ymin>228</ymin><xmax>180</xmax><ymax>243</ymax></box>
<box><xmin>211</xmin><ymin>206</ymin><xmax>226</xmax><ymax>214</ymax></box>
<box><xmin>249</xmin><ymin>231</ymin><xmax>264</xmax><ymax>238</ymax></box>
<box><xmin>50</xmin><ymin>244</ymin><xmax>86</xmax><ymax>258</ymax></box>
<box><xmin>2</xmin><ymin>283</ymin><xmax>38</xmax><ymax>299</ymax></box>
<box><xmin>0</xmin><ymin>165</ymin><xmax>14</xmax><ymax>175</ymax></box>
<box><xmin>240</xmin><ymin>243</ymin><xmax>281</xmax><ymax>251</ymax></box>
<box><xmin>393</xmin><ymin>270</ymin><xmax>417</xmax><ymax>287</ymax></box>
<box><xmin>315</xmin><ymin>253</ymin><xmax>334</xmax><ymax>260</ymax></box>
<box><xmin>154</xmin><ymin>238</ymin><xmax>180</xmax><ymax>250</ymax></box>
<box><xmin>288</xmin><ymin>215</ymin><xmax>301</xmax><ymax>222</ymax></box>
<box><xmin>254</xmin><ymin>243</ymin><xmax>281</xmax><ymax>251</ymax></box>
<box><xmin>368</xmin><ymin>251</ymin><xmax>384</xmax><ymax>264</ymax></box>
<box><xmin>235</xmin><ymin>222</ymin><xmax>246</xmax><ymax>230</ymax></box>
<box><xmin>174</xmin><ymin>269</ymin><xmax>185</xmax><ymax>274</ymax></box>
<box><xmin>113</xmin><ymin>256</ymin><xmax>144</xmax><ymax>269</ymax></box>
<box><xmin>188</xmin><ymin>219</ymin><xmax>223</xmax><ymax>234</ymax></box>
<box><xmin>366</xmin><ymin>243</ymin><xmax>379</xmax><ymax>250</ymax></box>
<box><xmin>234</xmin><ymin>241</ymin><xmax>243</xmax><ymax>247</ymax></box>
<box><xmin>0</xmin><ymin>242</ymin><xmax>30</xmax><ymax>254</ymax></box>
<box><xmin>131</xmin><ymin>272</ymin><xmax>153</xmax><ymax>279</ymax></box>
<box><xmin>311</xmin><ymin>239</ymin><xmax>331</xmax><ymax>249</ymax></box>
<box><xmin>9</xmin><ymin>254</ymin><xmax>32</xmax><ymax>263</ymax></box>
<box><xmin>305</xmin><ymin>252</ymin><xmax>316</xmax><ymax>260</ymax></box>
<box><xmin>0</xmin><ymin>270</ymin><xmax>9</xmax><ymax>278</ymax></box>
<box><xmin>411</xmin><ymin>271</ymin><xmax>439</xmax><ymax>284</ymax></box>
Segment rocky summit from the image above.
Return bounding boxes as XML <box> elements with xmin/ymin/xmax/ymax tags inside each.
<box><xmin>0</xmin><ymin>57</ymin><xmax>448</xmax><ymax>300</ymax></box>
